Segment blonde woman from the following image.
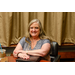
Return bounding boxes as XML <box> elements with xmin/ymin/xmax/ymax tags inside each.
<box><xmin>13</xmin><ymin>19</ymin><xmax>51</xmax><ymax>61</ymax></box>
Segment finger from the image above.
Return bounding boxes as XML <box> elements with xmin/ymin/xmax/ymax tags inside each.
<box><xmin>23</xmin><ymin>55</ymin><xmax>29</xmax><ymax>60</ymax></box>
<box><xmin>26</xmin><ymin>58</ymin><xmax>29</xmax><ymax>60</ymax></box>
<box><xmin>18</xmin><ymin>54</ymin><xmax>24</xmax><ymax>59</ymax></box>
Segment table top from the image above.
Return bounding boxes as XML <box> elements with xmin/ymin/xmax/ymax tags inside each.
<box><xmin>0</xmin><ymin>56</ymin><xmax>50</xmax><ymax>62</ymax></box>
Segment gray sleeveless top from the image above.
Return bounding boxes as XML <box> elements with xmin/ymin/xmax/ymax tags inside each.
<box><xmin>19</xmin><ymin>37</ymin><xmax>51</xmax><ymax>61</ymax></box>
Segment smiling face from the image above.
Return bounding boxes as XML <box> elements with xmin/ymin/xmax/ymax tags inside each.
<box><xmin>29</xmin><ymin>22</ymin><xmax>40</xmax><ymax>38</ymax></box>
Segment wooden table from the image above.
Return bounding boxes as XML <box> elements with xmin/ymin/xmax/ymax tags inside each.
<box><xmin>0</xmin><ymin>56</ymin><xmax>50</xmax><ymax>62</ymax></box>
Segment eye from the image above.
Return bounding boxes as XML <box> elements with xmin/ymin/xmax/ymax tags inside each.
<box><xmin>30</xmin><ymin>27</ymin><xmax>33</xmax><ymax>29</ymax></box>
<box><xmin>35</xmin><ymin>27</ymin><xmax>39</xmax><ymax>29</ymax></box>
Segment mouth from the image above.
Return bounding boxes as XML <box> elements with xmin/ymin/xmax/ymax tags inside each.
<box><xmin>32</xmin><ymin>32</ymin><xmax>37</xmax><ymax>34</ymax></box>
<box><xmin>31</xmin><ymin>31</ymin><xmax>37</xmax><ymax>35</ymax></box>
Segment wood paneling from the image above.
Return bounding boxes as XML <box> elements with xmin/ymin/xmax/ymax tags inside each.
<box><xmin>58</xmin><ymin>52</ymin><xmax>75</xmax><ymax>59</ymax></box>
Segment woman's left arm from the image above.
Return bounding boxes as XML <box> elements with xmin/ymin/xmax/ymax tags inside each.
<box><xmin>26</xmin><ymin>43</ymin><xmax>50</xmax><ymax>57</ymax></box>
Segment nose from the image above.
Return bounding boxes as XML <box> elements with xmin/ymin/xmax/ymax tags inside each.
<box><xmin>32</xmin><ymin>28</ymin><xmax>36</xmax><ymax>31</ymax></box>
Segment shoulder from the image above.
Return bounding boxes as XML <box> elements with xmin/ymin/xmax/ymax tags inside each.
<box><xmin>42</xmin><ymin>39</ymin><xmax>51</xmax><ymax>44</ymax></box>
<box><xmin>19</xmin><ymin>37</ymin><xmax>30</xmax><ymax>43</ymax></box>
<box><xmin>22</xmin><ymin>37</ymin><xmax>25</xmax><ymax>39</ymax></box>
<box><xmin>19</xmin><ymin>37</ymin><xmax>26</xmax><ymax>48</ymax></box>
<box><xmin>20</xmin><ymin>37</ymin><xmax>25</xmax><ymax>41</ymax></box>
<box><xmin>19</xmin><ymin>37</ymin><xmax>25</xmax><ymax>43</ymax></box>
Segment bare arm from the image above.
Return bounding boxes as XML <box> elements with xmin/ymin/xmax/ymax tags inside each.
<box><xmin>26</xmin><ymin>43</ymin><xmax>50</xmax><ymax>57</ymax></box>
<box><xmin>13</xmin><ymin>42</ymin><xmax>50</xmax><ymax>58</ymax></box>
<box><xmin>13</xmin><ymin>43</ymin><xmax>24</xmax><ymax>57</ymax></box>
<box><xmin>13</xmin><ymin>43</ymin><xmax>30</xmax><ymax>59</ymax></box>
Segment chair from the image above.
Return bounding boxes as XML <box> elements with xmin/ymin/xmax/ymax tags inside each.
<box><xmin>50</xmin><ymin>41</ymin><xmax>61</xmax><ymax>62</ymax></box>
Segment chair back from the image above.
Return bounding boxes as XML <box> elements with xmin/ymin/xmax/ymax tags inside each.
<box><xmin>50</xmin><ymin>41</ymin><xmax>58</xmax><ymax>57</ymax></box>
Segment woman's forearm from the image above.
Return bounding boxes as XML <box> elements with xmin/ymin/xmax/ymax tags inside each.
<box><xmin>13</xmin><ymin>49</ymin><xmax>49</xmax><ymax>57</ymax></box>
<box><xmin>13</xmin><ymin>50</ymin><xmax>26</xmax><ymax>57</ymax></box>
<box><xmin>27</xmin><ymin>43</ymin><xmax>50</xmax><ymax>57</ymax></box>
<box><xmin>27</xmin><ymin>49</ymin><xmax>47</xmax><ymax>57</ymax></box>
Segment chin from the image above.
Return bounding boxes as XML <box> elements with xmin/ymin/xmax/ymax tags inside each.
<box><xmin>31</xmin><ymin>34</ymin><xmax>36</xmax><ymax>36</ymax></box>
<box><xmin>31</xmin><ymin>35</ymin><xmax>36</xmax><ymax>37</ymax></box>
<box><xmin>31</xmin><ymin>35</ymin><xmax>38</xmax><ymax>37</ymax></box>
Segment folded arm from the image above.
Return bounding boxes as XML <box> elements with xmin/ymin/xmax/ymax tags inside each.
<box><xmin>13</xmin><ymin>43</ymin><xmax>24</xmax><ymax>57</ymax></box>
<box><xmin>26</xmin><ymin>43</ymin><xmax>50</xmax><ymax>57</ymax></box>
<box><xmin>13</xmin><ymin>42</ymin><xmax>50</xmax><ymax>59</ymax></box>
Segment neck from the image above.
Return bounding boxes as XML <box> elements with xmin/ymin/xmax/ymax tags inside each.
<box><xmin>30</xmin><ymin>37</ymin><xmax>40</xmax><ymax>41</ymax></box>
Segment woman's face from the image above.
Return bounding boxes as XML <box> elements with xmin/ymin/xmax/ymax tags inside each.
<box><xmin>29</xmin><ymin>22</ymin><xmax>40</xmax><ymax>38</ymax></box>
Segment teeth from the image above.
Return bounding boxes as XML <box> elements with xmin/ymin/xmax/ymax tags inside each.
<box><xmin>33</xmin><ymin>33</ymin><xmax>36</xmax><ymax>34</ymax></box>
<box><xmin>32</xmin><ymin>32</ymin><xmax>36</xmax><ymax>33</ymax></box>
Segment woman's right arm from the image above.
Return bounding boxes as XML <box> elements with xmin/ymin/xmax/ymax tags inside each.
<box><xmin>13</xmin><ymin>43</ymin><xmax>30</xmax><ymax>59</ymax></box>
<box><xmin>13</xmin><ymin>43</ymin><xmax>23</xmax><ymax>57</ymax></box>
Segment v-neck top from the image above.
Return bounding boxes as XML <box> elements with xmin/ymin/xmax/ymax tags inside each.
<box><xmin>19</xmin><ymin>37</ymin><xmax>51</xmax><ymax>61</ymax></box>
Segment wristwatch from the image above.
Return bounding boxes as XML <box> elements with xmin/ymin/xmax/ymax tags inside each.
<box><xmin>26</xmin><ymin>50</ymin><xmax>28</xmax><ymax>55</ymax></box>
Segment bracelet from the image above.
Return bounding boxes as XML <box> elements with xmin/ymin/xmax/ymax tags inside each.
<box><xmin>17</xmin><ymin>52</ymin><xmax>21</xmax><ymax>57</ymax></box>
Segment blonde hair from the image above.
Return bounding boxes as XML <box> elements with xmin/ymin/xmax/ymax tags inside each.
<box><xmin>25</xmin><ymin>19</ymin><xmax>50</xmax><ymax>44</ymax></box>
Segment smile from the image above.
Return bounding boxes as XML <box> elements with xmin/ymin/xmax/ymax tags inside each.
<box><xmin>31</xmin><ymin>32</ymin><xmax>37</xmax><ymax>33</ymax></box>
<box><xmin>32</xmin><ymin>32</ymin><xmax>36</xmax><ymax>34</ymax></box>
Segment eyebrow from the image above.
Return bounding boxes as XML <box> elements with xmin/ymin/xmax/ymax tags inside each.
<box><xmin>30</xmin><ymin>27</ymin><xmax>39</xmax><ymax>28</ymax></box>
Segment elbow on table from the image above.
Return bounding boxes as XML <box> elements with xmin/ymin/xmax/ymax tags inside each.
<box><xmin>13</xmin><ymin>51</ymin><xmax>17</xmax><ymax>57</ymax></box>
<box><xmin>41</xmin><ymin>52</ymin><xmax>46</xmax><ymax>57</ymax></box>
<box><xmin>40</xmin><ymin>49</ymin><xmax>49</xmax><ymax>57</ymax></box>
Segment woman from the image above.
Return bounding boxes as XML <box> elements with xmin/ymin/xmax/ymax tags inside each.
<box><xmin>13</xmin><ymin>19</ymin><xmax>51</xmax><ymax>61</ymax></box>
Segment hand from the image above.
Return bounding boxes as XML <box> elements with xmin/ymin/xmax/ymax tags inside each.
<box><xmin>18</xmin><ymin>53</ymin><xmax>30</xmax><ymax>60</ymax></box>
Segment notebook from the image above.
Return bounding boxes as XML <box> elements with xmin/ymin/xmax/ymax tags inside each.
<box><xmin>16</xmin><ymin>56</ymin><xmax>41</xmax><ymax>62</ymax></box>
